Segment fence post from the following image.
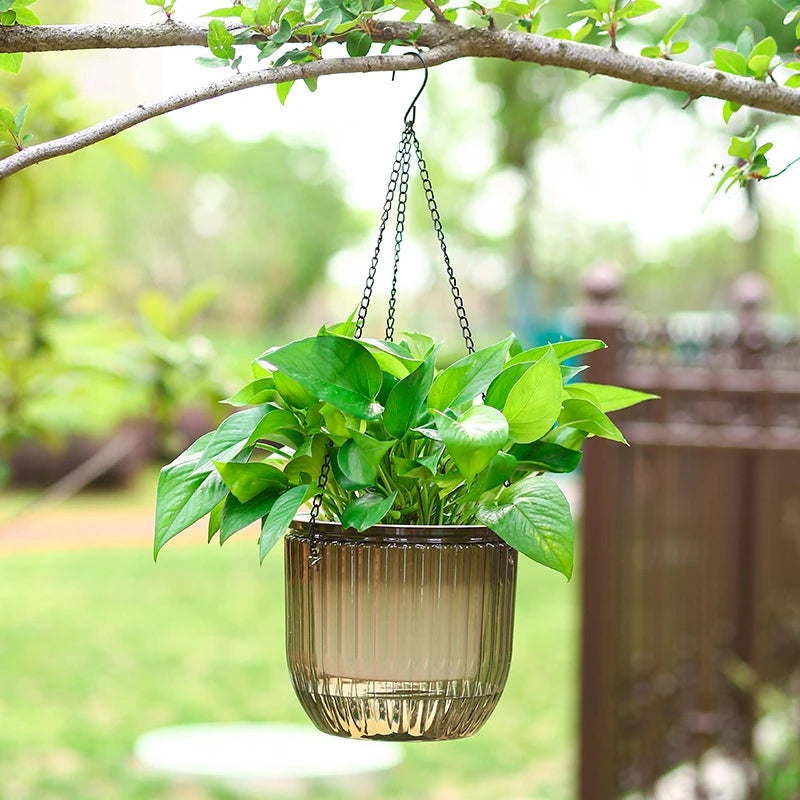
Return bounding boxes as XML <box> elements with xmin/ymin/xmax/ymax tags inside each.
<box><xmin>732</xmin><ymin>273</ymin><xmax>769</xmax><ymax>780</ymax></box>
<box><xmin>579</xmin><ymin>264</ymin><xmax>625</xmax><ymax>800</ymax></box>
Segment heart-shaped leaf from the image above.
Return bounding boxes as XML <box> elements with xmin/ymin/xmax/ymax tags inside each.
<box><xmin>155</xmin><ymin>434</ymin><xmax>229</xmax><ymax>559</ymax></box>
<box><xmin>259</xmin><ymin>336</ymin><xmax>382</xmax><ymax>419</ymax></box>
<box><xmin>220</xmin><ymin>491</ymin><xmax>279</xmax><ymax>544</ymax></box>
<box><xmin>558</xmin><ymin>398</ymin><xmax>627</xmax><ymax>443</ymax></box>
<box><xmin>334</xmin><ymin>430</ymin><xmax>394</xmax><ymax>489</ymax></box>
<box><xmin>506</xmin><ymin>339</ymin><xmax>605</xmax><ymax>368</ymax></box>
<box><xmin>508</xmin><ymin>441</ymin><xmax>582</xmax><ymax>473</ymax></box>
<box><xmin>434</xmin><ymin>405</ymin><xmax>509</xmax><ymax>484</ymax></box>
<box><xmin>565</xmin><ymin>383</ymin><xmax>658</xmax><ymax>413</ymax></box>
<box><xmin>194</xmin><ymin>406</ymin><xmax>272</xmax><ymax>473</ymax></box>
<box><xmin>476</xmin><ymin>475</ymin><xmax>574</xmax><ymax>579</ymax></box>
<box><xmin>383</xmin><ymin>347</ymin><xmax>437</xmax><ymax>438</ymax></box>
<box><xmin>341</xmin><ymin>490</ymin><xmax>397</xmax><ymax>531</ymax></box>
<box><xmin>502</xmin><ymin>348</ymin><xmax>563</xmax><ymax>443</ymax></box>
<box><xmin>213</xmin><ymin>461</ymin><xmax>288</xmax><ymax>503</ymax></box>
<box><xmin>259</xmin><ymin>484</ymin><xmax>315</xmax><ymax>562</ymax></box>
<box><xmin>428</xmin><ymin>335</ymin><xmax>514</xmax><ymax>411</ymax></box>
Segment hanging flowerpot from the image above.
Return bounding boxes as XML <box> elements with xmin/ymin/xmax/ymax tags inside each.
<box><xmin>285</xmin><ymin>520</ymin><xmax>517</xmax><ymax>740</ymax></box>
<box><xmin>153</xmin><ymin>52</ymin><xmax>657</xmax><ymax>743</ymax></box>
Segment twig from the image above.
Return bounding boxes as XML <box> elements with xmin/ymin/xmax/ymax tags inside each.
<box><xmin>420</xmin><ymin>0</ymin><xmax>448</xmax><ymax>23</ymax></box>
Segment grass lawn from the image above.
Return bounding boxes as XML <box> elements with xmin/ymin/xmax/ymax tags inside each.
<box><xmin>0</xmin><ymin>498</ymin><xmax>577</xmax><ymax>800</ymax></box>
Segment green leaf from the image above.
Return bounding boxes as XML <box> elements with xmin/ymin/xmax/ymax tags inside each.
<box><xmin>334</xmin><ymin>430</ymin><xmax>393</xmax><ymax>489</ymax></box>
<box><xmin>786</xmin><ymin>73</ymin><xmax>800</xmax><ymax>88</ymax></box>
<box><xmin>502</xmin><ymin>348</ymin><xmax>563</xmax><ymax>443</ymax></box>
<box><xmin>356</xmin><ymin>337</ymin><xmax>421</xmax><ymax>376</ymax></box>
<box><xmin>0</xmin><ymin>106</ymin><xmax>15</xmax><ymax>132</ymax></box>
<box><xmin>220</xmin><ymin>491</ymin><xmax>279</xmax><ymax>544</ymax></box>
<box><xmin>383</xmin><ymin>347</ymin><xmax>437</xmax><ymax>438</ymax></box>
<box><xmin>558</xmin><ymin>398</ymin><xmax>627</xmax><ymax>443</ymax></box>
<box><xmin>485</xmin><ymin>361</ymin><xmax>530</xmax><ymax>409</ymax></box>
<box><xmin>508</xmin><ymin>440</ymin><xmax>582</xmax><ymax>473</ymax></box>
<box><xmin>506</xmin><ymin>338</ymin><xmax>605</xmax><ymax>368</ymax></box>
<box><xmin>729</xmin><ymin>131</ymin><xmax>756</xmax><ymax>161</ymax></box>
<box><xmin>0</xmin><ymin>52</ymin><xmax>23</xmax><ymax>73</ymax></box>
<box><xmin>214</xmin><ymin>461</ymin><xmax>288</xmax><ymax>503</ymax></box>
<box><xmin>245</xmin><ymin>408</ymin><xmax>301</xmax><ymax>447</ymax></box>
<box><xmin>565</xmin><ymin>382</ymin><xmax>658</xmax><ymax>412</ymax></box>
<box><xmin>320</xmin><ymin>403</ymin><xmax>349</xmax><ymax>443</ymax></box>
<box><xmin>223</xmin><ymin>377</ymin><xmax>276</xmax><ymax>406</ymax></box>
<box><xmin>434</xmin><ymin>405</ymin><xmax>509</xmax><ymax>485</ymax></box>
<box><xmin>542</xmin><ymin>426</ymin><xmax>589</xmax><ymax>451</ymax></box>
<box><xmin>259</xmin><ymin>484</ymin><xmax>314</xmax><ymax>561</ymax></box>
<box><xmin>713</xmin><ymin>48</ymin><xmax>748</xmax><ymax>76</ymax></box>
<box><xmin>194</xmin><ymin>406</ymin><xmax>271</xmax><ymax>471</ymax></box>
<box><xmin>463</xmin><ymin>452</ymin><xmax>517</xmax><ymax>502</ymax></box>
<box><xmin>204</xmin><ymin>7</ymin><xmax>246</xmax><ymax>17</ymax></box>
<box><xmin>270</xmin><ymin>17</ymin><xmax>293</xmax><ymax>43</ymax></box>
<box><xmin>196</xmin><ymin>54</ymin><xmax>235</xmax><ymax>68</ymax></box>
<box><xmin>259</xmin><ymin>336</ymin><xmax>382</xmax><ymax>420</ymax></box>
<box><xmin>617</xmin><ymin>0</ymin><xmax>659</xmax><ymax>20</ymax></box>
<box><xmin>662</xmin><ymin>13</ymin><xmax>686</xmax><ymax>44</ymax></box>
<box><xmin>640</xmin><ymin>45</ymin><xmax>662</xmax><ymax>58</ymax></box>
<box><xmin>13</xmin><ymin>6</ymin><xmax>38</xmax><ymax>24</ymax></box>
<box><xmin>747</xmin><ymin>37</ymin><xmax>777</xmax><ymax>76</ymax></box>
<box><xmin>207</xmin><ymin>19</ymin><xmax>236</xmax><ymax>59</ymax></box>
<box><xmin>341</xmin><ymin>490</ymin><xmax>397</xmax><ymax>531</ymax></box>
<box><xmin>723</xmin><ymin>100</ymin><xmax>741</xmax><ymax>124</ymax></box>
<box><xmin>208</xmin><ymin>497</ymin><xmax>225</xmax><ymax>543</ymax></box>
<box><xmin>154</xmin><ymin>435</ymin><xmax>229</xmax><ymax>559</ymax></box>
<box><xmin>256</xmin><ymin>0</ymin><xmax>277</xmax><ymax>24</ymax></box>
<box><xmin>735</xmin><ymin>26</ymin><xmax>755</xmax><ymax>57</ymax></box>
<box><xmin>476</xmin><ymin>475</ymin><xmax>574</xmax><ymax>579</ymax></box>
<box><xmin>346</xmin><ymin>29</ymin><xmax>372</xmax><ymax>56</ymax></box>
<box><xmin>427</xmin><ymin>335</ymin><xmax>514</xmax><ymax>411</ymax></box>
<box><xmin>273</xmin><ymin>371</ymin><xmax>317</xmax><ymax>408</ymax></box>
<box><xmin>400</xmin><ymin>331</ymin><xmax>437</xmax><ymax>358</ymax></box>
<box><xmin>276</xmin><ymin>80</ymin><xmax>294</xmax><ymax>105</ymax></box>
<box><xmin>669</xmin><ymin>40</ymin><xmax>689</xmax><ymax>54</ymax></box>
<box><xmin>284</xmin><ymin>434</ymin><xmax>328</xmax><ymax>484</ymax></box>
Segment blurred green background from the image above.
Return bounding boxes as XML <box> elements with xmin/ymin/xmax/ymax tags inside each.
<box><xmin>2</xmin><ymin>0</ymin><xmax>799</xmax><ymax>798</ymax></box>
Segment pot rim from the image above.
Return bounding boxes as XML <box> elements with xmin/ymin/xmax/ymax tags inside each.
<box><xmin>290</xmin><ymin>514</ymin><xmax>492</xmax><ymax>534</ymax></box>
<box><xmin>288</xmin><ymin>515</ymin><xmax>509</xmax><ymax>545</ymax></box>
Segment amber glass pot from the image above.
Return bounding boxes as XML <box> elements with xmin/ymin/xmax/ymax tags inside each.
<box><xmin>284</xmin><ymin>519</ymin><xmax>518</xmax><ymax>741</ymax></box>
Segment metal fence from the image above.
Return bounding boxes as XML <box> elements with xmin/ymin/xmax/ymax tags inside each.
<box><xmin>578</xmin><ymin>267</ymin><xmax>800</xmax><ymax>800</ymax></box>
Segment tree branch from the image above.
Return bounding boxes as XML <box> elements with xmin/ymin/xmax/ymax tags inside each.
<box><xmin>2</xmin><ymin>20</ymin><xmax>800</xmax><ymax>180</ymax></box>
<box><xmin>0</xmin><ymin>21</ymin><xmax>228</xmax><ymax>51</ymax></box>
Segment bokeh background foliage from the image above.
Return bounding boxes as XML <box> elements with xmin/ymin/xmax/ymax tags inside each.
<box><xmin>2</xmin><ymin>0</ymin><xmax>800</xmax><ymax>797</ymax></box>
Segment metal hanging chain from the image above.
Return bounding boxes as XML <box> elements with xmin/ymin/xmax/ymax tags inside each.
<box><xmin>307</xmin><ymin>448</ymin><xmax>332</xmax><ymax>566</ymax></box>
<box><xmin>354</xmin><ymin>126</ymin><xmax>413</xmax><ymax>341</ymax></box>
<box><xmin>409</xmin><ymin>128</ymin><xmax>476</xmax><ymax>355</ymax></box>
<box><xmin>310</xmin><ymin>53</ymin><xmax>477</xmax><ymax>565</ymax></box>
<box><xmin>385</xmin><ymin>127</ymin><xmax>413</xmax><ymax>342</ymax></box>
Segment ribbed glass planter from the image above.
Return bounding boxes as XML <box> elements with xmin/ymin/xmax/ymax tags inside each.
<box><xmin>284</xmin><ymin>519</ymin><xmax>518</xmax><ymax>741</ymax></box>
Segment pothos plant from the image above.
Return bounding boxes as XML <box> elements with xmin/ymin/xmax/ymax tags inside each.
<box><xmin>154</xmin><ymin>318</ymin><xmax>656</xmax><ymax>579</ymax></box>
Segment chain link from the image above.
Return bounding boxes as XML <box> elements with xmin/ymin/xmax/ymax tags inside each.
<box><xmin>385</xmin><ymin>127</ymin><xmax>413</xmax><ymax>342</ymax></box>
<box><xmin>354</xmin><ymin>128</ymin><xmax>412</xmax><ymax>340</ymax></box>
<box><xmin>307</xmin><ymin>449</ymin><xmax>332</xmax><ymax>566</ymax></box>
<box><xmin>409</xmin><ymin>130</ymin><xmax>476</xmax><ymax>354</ymax></box>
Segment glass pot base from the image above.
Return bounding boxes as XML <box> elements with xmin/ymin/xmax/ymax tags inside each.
<box><xmin>285</xmin><ymin>520</ymin><xmax>518</xmax><ymax>742</ymax></box>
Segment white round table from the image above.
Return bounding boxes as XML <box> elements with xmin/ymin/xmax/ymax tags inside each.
<box><xmin>134</xmin><ymin>722</ymin><xmax>404</xmax><ymax>796</ymax></box>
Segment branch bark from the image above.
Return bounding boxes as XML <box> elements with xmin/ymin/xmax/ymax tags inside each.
<box><xmin>2</xmin><ymin>20</ymin><xmax>800</xmax><ymax>180</ymax></box>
